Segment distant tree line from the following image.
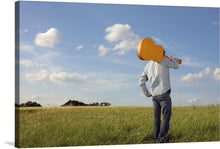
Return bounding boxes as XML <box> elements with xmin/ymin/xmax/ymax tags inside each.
<box><xmin>61</xmin><ymin>100</ymin><xmax>111</xmax><ymax>107</ymax></box>
<box><xmin>15</xmin><ymin>100</ymin><xmax>111</xmax><ymax>107</ymax></box>
<box><xmin>15</xmin><ymin>101</ymin><xmax>42</xmax><ymax>107</ymax></box>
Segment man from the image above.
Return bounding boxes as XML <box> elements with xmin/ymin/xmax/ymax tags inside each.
<box><xmin>139</xmin><ymin>52</ymin><xmax>182</xmax><ymax>143</ymax></box>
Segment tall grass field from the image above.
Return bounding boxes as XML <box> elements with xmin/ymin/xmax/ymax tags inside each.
<box><xmin>15</xmin><ymin>105</ymin><xmax>219</xmax><ymax>148</ymax></box>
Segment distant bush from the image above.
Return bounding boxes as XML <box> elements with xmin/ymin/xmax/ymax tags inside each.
<box><xmin>61</xmin><ymin>100</ymin><xmax>111</xmax><ymax>107</ymax></box>
<box><xmin>61</xmin><ymin>100</ymin><xmax>87</xmax><ymax>106</ymax></box>
<box><xmin>16</xmin><ymin>101</ymin><xmax>42</xmax><ymax>107</ymax></box>
<box><xmin>99</xmin><ymin>102</ymin><xmax>111</xmax><ymax>106</ymax></box>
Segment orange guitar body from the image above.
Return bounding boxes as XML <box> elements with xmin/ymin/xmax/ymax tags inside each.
<box><xmin>137</xmin><ymin>38</ymin><xmax>164</xmax><ymax>62</ymax></box>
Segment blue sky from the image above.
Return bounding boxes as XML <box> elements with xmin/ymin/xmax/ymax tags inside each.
<box><xmin>18</xmin><ymin>1</ymin><xmax>219</xmax><ymax>106</ymax></box>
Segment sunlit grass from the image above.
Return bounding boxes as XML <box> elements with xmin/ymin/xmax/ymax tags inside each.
<box><xmin>15</xmin><ymin>105</ymin><xmax>219</xmax><ymax>147</ymax></box>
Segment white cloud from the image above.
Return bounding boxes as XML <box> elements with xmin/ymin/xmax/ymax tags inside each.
<box><xmin>211</xmin><ymin>21</ymin><xmax>219</xmax><ymax>25</ymax></box>
<box><xmin>98</xmin><ymin>45</ymin><xmax>109</xmax><ymax>56</ymax></box>
<box><xmin>35</xmin><ymin>28</ymin><xmax>62</xmax><ymax>48</ymax></box>
<box><xmin>64</xmin><ymin>95</ymin><xmax>98</xmax><ymax>104</ymax></box>
<box><xmin>204</xmin><ymin>67</ymin><xmax>212</xmax><ymax>75</ymax></box>
<box><xmin>100</xmin><ymin>23</ymin><xmax>140</xmax><ymax>56</ymax></box>
<box><xmin>181</xmin><ymin>73</ymin><xmax>203</xmax><ymax>82</ymax></box>
<box><xmin>49</xmin><ymin>72</ymin><xmax>92</xmax><ymax>86</ymax></box>
<box><xmin>85</xmin><ymin>71</ymin><xmax>137</xmax><ymax>91</ymax></box>
<box><xmin>181</xmin><ymin>67</ymin><xmax>212</xmax><ymax>82</ymax></box>
<box><xmin>181</xmin><ymin>56</ymin><xmax>201</xmax><ymax>67</ymax></box>
<box><xmin>186</xmin><ymin>98</ymin><xmax>199</xmax><ymax>103</ymax></box>
<box><xmin>24</xmin><ymin>29</ymin><xmax>28</xmax><ymax>32</ymax></box>
<box><xmin>20</xmin><ymin>44</ymin><xmax>34</xmax><ymax>52</ymax></box>
<box><xmin>25</xmin><ymin>70</ymin><xmax>49</xmax><ymax>83</ymax></box>
<box><xmin>151</xmin><ymin>37</ymin><xmax>208</xmax><ymax>69</ymax></box>
<box><xmin>28</xmin><ymin>94</ymin><xmax>42</xmax><ymax>100</ymax></box>
<box><xmin>213</xmin><ymin>68</ymin><xmax>220</xmax><ymax>80</ymax></box>
<box><xmin>151</xmin><ymin>36</ymin><xmax>163</xmax><ymax>45</ymax></box>
<box><xmin>20</xmin><ymin>59</ymin><xmax>46</xmax><ymax>67</ymax></box>
<box><xmin>151</xmin><ymin>36</ymin><xmax>181</xmax><ymax>50</ymax></box>
<box><xmin>76</xmin><ymin>45</ymin><xmax>83</xmax><ymax>50</ymax></box>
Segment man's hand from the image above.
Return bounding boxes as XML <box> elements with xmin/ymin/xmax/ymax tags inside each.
<box><xmin>148</xmin><ymin>93</ymin><xmax>152</xmax><ymax>97</ymax></box>
<box><xmin>167</xmin><ymin>56</ymin><xmax>173</xmax><ymax>60</ymax></box>
<box><xmin>174</xmin><ymin>58</ymin><xmax>182</xmax><ymax>64</ymax></box>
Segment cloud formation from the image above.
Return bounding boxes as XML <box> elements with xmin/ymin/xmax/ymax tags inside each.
<box><xmin>151</xmin><ymin>36</ymin><xmax>181</xmax><ymax>50</ymax></box>
<box><xmin>98</xmin><ymin>45</ymin><xmax>110</xmax><ymax>56</ymax></box>
<box><xmin>29</xmin><ymin>94</ymin><xmax>42</xmax><ymax>100</ymax></box>
<box><xmin>35</xmin><ymin>28</ymin><xmax>62</xmax><ymax>48</ymax></box>
<box><xmin>213</xmin><ymin>68</ymin><xmax>220</xmax><ymax>80</ymax></box>
<box><xmin>20</xmin><ymin>44</ymin><xmax>34</xmax><ymax>52</ymax></box>
<box><xmin>64</xmin><ymin>95</ymin><xmax>99</xmax><ymax>104</ymax></box>
<box><xmin>151</xmin><ymin>36</ymin><xmax>163</xmax><ymax>45</ymax></box>
<box><xmin>181</xmin><ymin>67</ymin><xmax>211</xmax><ymax>82</ymax></box>
<box><xmin>211</xmin><ymin>21</ymin><xmax>219</xmax><ymax>25</ymax></box>
<box><xmin>25</xmin><ymin>70</ymin><xmax>49</xmax><ymax>83</ymax></box>
<box><xmin>99</xmin><ymin>23</ymin><xmax>140</xmax><ymax>56</ymax></box>
<box><xmin>181</xmin><ymin>56</ymin><xmax>201</xmax><ymax>67</ymax></box>
<box><xmin>76</xmin><ymin>45</ymin><xmax>83</xmax><ymax>50</ymax></box>
<box><xmin>24</xmin><ymin>29</ymin><xmax>28</xmax><ymax>32</ymax></box>
<box><xmin>49</xmin><ymin>72</ymin><xmax>92</xmax><ymax>86</ymax></box>
<box><xmin>186</xmin><ymin>98</ymin><xmax>199</xmax><ymax>103</ymax></box>
<box><xmin>20</xmin><ymin>59</ymin><xmax>46</xmax><ymax>67</ymax></box>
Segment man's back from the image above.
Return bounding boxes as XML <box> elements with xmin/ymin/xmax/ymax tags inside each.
<box><xmin>139</xmin><ymin>57</ymin><xmax>179</xmax><ymax>96</ymax></box>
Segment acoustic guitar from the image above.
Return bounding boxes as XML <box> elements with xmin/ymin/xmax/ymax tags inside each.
<box><xmin>137</xmin><ymin>38</ymin><xmax>164</xmax><ymax>62</ymax></box>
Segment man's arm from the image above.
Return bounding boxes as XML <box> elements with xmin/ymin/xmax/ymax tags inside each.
<box><xmin>163</xmin><ymin>57</ymin><xmax>181</xmax><ymax>69</ymax></box>
<box><xmin>139</xmin><ymin>71</ymin><xmax>152</xmax><ymax>97</ymax></box>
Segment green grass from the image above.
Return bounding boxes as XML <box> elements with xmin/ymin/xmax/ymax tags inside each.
<box><xmin>15</xmin><ymin>105</ymin><xmax>219</xmax><ymax>148</ymax></box>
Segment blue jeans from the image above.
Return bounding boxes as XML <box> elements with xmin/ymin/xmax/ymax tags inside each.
<box><xmin>152</xmin><ymin>90</ymin><xmax>172</xmax><ymax>143</ymax></box>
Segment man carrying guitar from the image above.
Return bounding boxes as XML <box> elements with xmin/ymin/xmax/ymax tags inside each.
<box><xmin>139</xmin><ymin>50</ymin><xmax>182</xmax><ymax>143</ymax></box>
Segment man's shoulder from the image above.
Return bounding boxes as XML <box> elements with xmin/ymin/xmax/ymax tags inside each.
<box><xmin>145</xmin><ymin>61</ymin><xmax>153</xmax><ymax>68</ymax></box>
<box><xmin>160</xmin><ymin>57</ymin><xmax>169</xmax><ymax>63</ymax></box>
